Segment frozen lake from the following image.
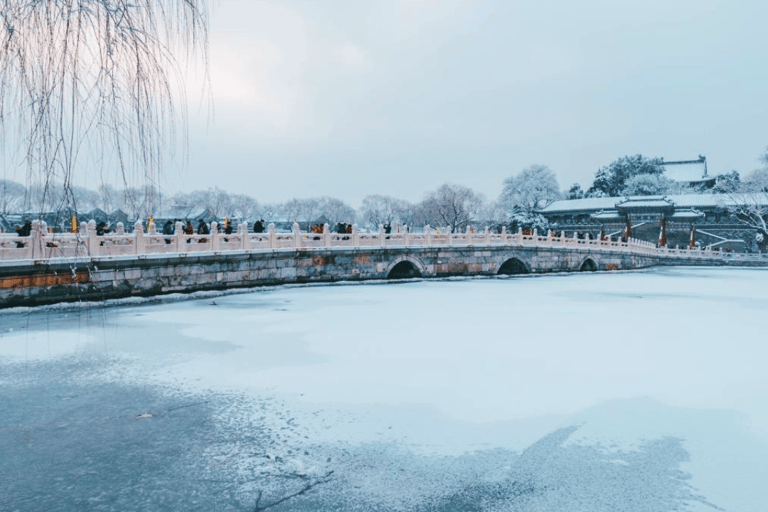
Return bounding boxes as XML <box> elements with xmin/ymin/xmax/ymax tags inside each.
<box><xmin>2</xmin><ymin>267</ymin><xmax>767</xmax><ymax>511</ymax></box>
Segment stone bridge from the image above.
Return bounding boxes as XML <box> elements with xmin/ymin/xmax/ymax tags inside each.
<box><xmin>0</xmin><ymin>220</ymin><xmax>766</xmax><ymax>308</ymax></box>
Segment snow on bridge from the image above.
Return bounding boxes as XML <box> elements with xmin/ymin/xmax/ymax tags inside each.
<box><xmin>0</xmin><ymin>219</ymin><xmax>766</xmax><ymax>308</ymax></box>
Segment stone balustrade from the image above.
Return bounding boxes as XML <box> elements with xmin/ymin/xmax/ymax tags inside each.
<box><xmin>0</xmin><ymin>219</ymin><xmax>766</xmax><ymax>263</ymax></box>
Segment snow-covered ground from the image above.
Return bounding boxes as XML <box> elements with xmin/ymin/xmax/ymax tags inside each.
<box><xmin>1</xmin><ymin>267</ymin><xmax>767</xmax><ymax>511</ymax></box>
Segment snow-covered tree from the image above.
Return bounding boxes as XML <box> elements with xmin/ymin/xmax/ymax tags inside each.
<box><xmin>743</xmin><ymin>168</ymin><xmax>768</xmax><ymax>193</ymax></box>
<box><xmin>318</xmin><ymin>196</ymin><xmax>356</xmax><ymax>226</ymax></box>
<box><xmin>418</xmin><ymin>183</ymin><xmax>485</xmax><ymax>232</ymax></box>
<box><xmin>280</xmin><ymin>198</ymin><xmax>323</xmax><ymax>224</ymax></box>
<box><xmin>723</xmin><ymin>192</ymin><xmax>768</xmax><ymax>251</ymax></box>
<box><xmin>566</xmin><ymin>184</ymin><xmax>585</xmax><ymax>200</ymax></box>
<box><xmin>499</xmin><ymin>164</ymin><xmax>561</xmax><ymax>214</ymax></box>
<box><xmin>621</xmin><ymin>174</ymin><xmax>677</xmax><ymax>196</ymax></box>
<box><xmin>230</xmin><ymin>194</ymin><xmax>260</xmax><ymax>221</ymax></box>
<box><xmin>588</xmin><ymin>155</ymin><xmax>665</xmax><ymax>197</ymax></box>
<box><xmin>710</xmin><ymin>170</ymin><xmax>741</xmax><ymax>194</ymax></box>
<box><xmin>361</xmin><ymin>195</ymin><xmax>403</xmax><ymax>228</ymax></box>
<box><xmin>508</xmin><ymin>209</ymin><xmax>550</xmax><ymax>233</ymax></box>
<box><xmin>480</xmin><ymin>200</ymin><xmax>508</xmax><ymax>230</ymax></box>
<box><xmin>124</xmin><ymin>185</ymin><xmax>163</xmax><ymax>220</ymax></box>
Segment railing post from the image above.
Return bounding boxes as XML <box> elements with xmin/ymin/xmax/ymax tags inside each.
<box><xmin>484</xmin><ymin>226</ymin><xmax>490</xmax><ymax>246</ymax></box>
<box><xmin>517</xmin><ymin>227</ymin><xmax>523</xmax><ymax>246</ymax></box>
<box><xmin>88</xmin><ymin>219</ymin><xmax>99</xmax><ymax>256</ymax></box>
<box><xmin>561</xmin><ymin>231</ymin><xmax>566</xmax><ymax>246</ymax></box>
<box><xmin>325</xmin><ymin>223</ymin><xmax>331</xmax><ymax>248</ymax></box>
<box><xmin>174</xmin><ymin>221</ymin><xmax>183</xmax><ymax>253</ymax></box>
<box><xmin>268</xmin><ymin>223</ymin><xmax>276</xmax><ymax>249</ymax></box>
<box><xmin>30</xmin><ymin>220</ymin><xmax>44</xmax><ymax>259</ymax></box>
<box><xmin>240</xmin><ymin>222</ymin><xmax>248</xmax><ymax>250</ymax></box>
<box><xmin>352</xmin><ymin>224</ymin><xmax>360</xmax><ymax>247</ymax></box>
<box><xmin>500</xmin><ymin>225</ymin><xmax>507</xmax><ymax>245</ymax></box>
<box><xmin>447</xmin><ymin>226</ymin><xmax>453</xmax><ymax>246</ymax></box>
<box><xmin>293</xmin><ymin>222</ymin><xmax>301</xmax><ymax>249</ymax></box>
<box><xmin>134</xmin><ymin>220</ymin><xmax>145</xmax><ymax>255</ymax></box>
<box><xmin>116</xmin><ymin>222</ymin><xmax>125</xmax><ymax>235</ymax></box>
<box><xmin>211</xmin><ymin>221</ymin><xmax>220</xmax><ymax>251</ymax></box>
<box><xmin>424</xmin><ymin>225</ymin><xmax>431</xmax><ymax>246</ymax></box>
<box><xmin>402</xmin><ymin>225</ymin><xmax>408</xmax><ymax>247</ymax></box>
<box><xmin>148</xmin><ymin>220</ymin><xmax>156</xmax><ymax>235</ymax></box>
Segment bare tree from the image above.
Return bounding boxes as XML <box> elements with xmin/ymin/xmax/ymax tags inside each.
<box><xmin>256</xmin><ymin>202</ymin><xmax>279</xmax><ymax>221</ymax></box>
<box><xmin>392</xmin><ymin>199</ymin><xmax>418</xmax><ymax>228</ymax></box>
<box><xmin>500</xmin><ymin>164</ymin><xmax>561</xmax><ymax>214</ymax></box>
<box><xmin>418</xmin><ymin>183</ymin><xmax>485</xmax><ymax>232</ymax></box>
<box><xmin>280</xmin><ymin>198</ymin><xmax>322</xmax><ymax>225</ymax></box>
<box><xmin>743</xmin><ymin>168</ymin><xmax>768</xmax><ymax>193</ymax></box>
<box><xmin>124</xmin><ymin>185</ymin><xmax>163</xmax><ymax>220</ymax></box>
<box><xmin>191</xmin><ymin>187</ymin><xmax>233</xmax><ymax>218</ymax></box>
<box><xmin>723</xmin><ymin>192</ymin><xmax>768</xmax><ymax>242</ymax></box>
<box><xmin>0</xmin><ymin>178</ymin><xmax>25</xmax><ymax>214</ymax></box>
<box><xmin>318</xmin><ymin>196</ymin><xmax>355</xmax><ymax>227</ymax></box>
<box><xmin>26</xmin><ymin>180</ymin><xmax>64</xmax><ymax>212</ymax></box>
<box><xmin>480</xmin><ymin>200</ymin><xmax>508</xmax><ymax>229</ymax></box>
<box><xmin>230</xmin><ymin>193</ymin><xmax>260</xmax><ymax>221</ymax></box>
<box><xmin>361</xmin><ymin>194</ymin><xmax>399</xmax><ymax>228</ymax></box>
<box><xmin>98</xmin><ymin>184</ymin><xmax>122</xmax><ymax>213</ymax></box>
<box><xmin>0</xmin><ymin>0</ymin><xmax>209</xmax><ymax>213</ymax></box>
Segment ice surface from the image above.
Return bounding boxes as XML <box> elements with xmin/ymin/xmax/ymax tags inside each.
<box><xmin>2</xmin><ymin>267</ymin><xmax>767</xmax><ymax>510</ymax></box>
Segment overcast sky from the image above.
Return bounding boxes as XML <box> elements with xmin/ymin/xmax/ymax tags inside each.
<box><xmin>173</xmin><ymin>0</ymin><xmax>768</xmax><ymax>206</ymax></box>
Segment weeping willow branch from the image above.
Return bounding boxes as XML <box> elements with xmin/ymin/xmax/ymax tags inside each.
<box><xmin>0</xmin><ymin>0</ymin><xmax>209</xmax><ymax>214</ymax></box>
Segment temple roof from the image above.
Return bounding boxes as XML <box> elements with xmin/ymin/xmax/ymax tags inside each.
<box><xmin>539</xmin><ymin>193</ymin><xmax>768</xmax><ymax>214</ymax></box>
<box><xmin>589</xmin><ymin>210</ymin><xmax>623</xmax><ymax>221</ymax></box>
<box><xmin>616</xmin><ymin>196</ymin><xmax>676</xmax><ymax>211</ymax></box>
<box><xmin>669</xmin><ymin>209</ymin><xmax>705</xmax><ymax>220</ymax></box>
<box><xmin>661</xmin><ymin>156</ymin><xmax>712</xmax><ymax>183</ymax></box>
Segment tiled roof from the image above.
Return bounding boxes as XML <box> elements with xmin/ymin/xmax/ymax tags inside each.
<box><xmin>662</xmin><ymin>159</ymin><xmax>710</xmax><ymax>182</ymax></box>
<box><xmin>538</xmin><ymin>197</ymin><xmax>620</xmax><ymax>213</ymax></box>
<box><xmin>539</xmin><ymin>193</ymin><xmax>768</xmax><ymax>214</ymax></box>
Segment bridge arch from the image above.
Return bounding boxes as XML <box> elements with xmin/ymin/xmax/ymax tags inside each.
<box><xmin>386</xmin><ymin>257</ymin><xmax>425</xmax><ymax>279</ymax></box>
<box><xmin>497</xmin><ymin>257</ymin><xmax>530</xmax><ymax>275</ymax></box>
<box><xmin>579</xmin><ymin>257</ymin><xmax>598</xmax><ymax>272</ymax></box>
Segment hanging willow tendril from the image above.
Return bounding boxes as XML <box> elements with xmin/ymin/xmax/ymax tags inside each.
<box><xmin>0</xmin><ymin>0</ymin><xmax>209</xmax><ymax>214</ymax></box>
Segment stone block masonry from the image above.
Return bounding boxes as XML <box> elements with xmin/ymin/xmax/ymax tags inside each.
<box><xmin>1</xmin><ymin>224</ymin><xmax>766</xmax><ymax>307</ymax></box>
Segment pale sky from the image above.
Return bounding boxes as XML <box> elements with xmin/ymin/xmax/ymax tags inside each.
<box><xmin>173</xmin><ymin>0</ymin><xmax>768</xmax><ymax>206</ymax></box>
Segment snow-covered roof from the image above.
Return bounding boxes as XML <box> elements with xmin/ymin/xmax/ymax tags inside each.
<box><xmin>670</xmin><ymin>209</ymin><xmax>705</xmax><ymax>220</ymax></box>
<box><xmin>590</xmin><ymin>211</ymin><xmax>623</xmax><ymax>221</ymax></box>
<box><xmin>661</xmin><ymin>157</ymin><xmax>712</xmax><ymax>183</ymax></box>
<box><xmin>539</xmin><ymin>197</ymin><xmax>620</xmax><ymax>213</ymax></box>
<box><xmin>616</xmin><ymin>197</ymin><xmax>675</xmax><ymax>210</ymax></box>
<box><xmin>540</xmin><ymin>193</ymin><xmax>768</xmax><ymax>214</ymax></box>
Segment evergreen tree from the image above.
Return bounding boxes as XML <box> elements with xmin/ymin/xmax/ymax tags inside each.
<box><xmin>587</xmin><ymin>155</ymin><xmax>665</xmax><ymax>197</ymax></box>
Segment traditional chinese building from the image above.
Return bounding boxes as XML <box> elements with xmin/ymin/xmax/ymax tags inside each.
<box><xmin>661</xmin><ymin>155</ymin><xmax>717</xmax><ymax>188</ymax></box>
<box><xmin>537</xmin><ymin>194</ymin><xmax>767</xmax><ymax>252</ymax></box>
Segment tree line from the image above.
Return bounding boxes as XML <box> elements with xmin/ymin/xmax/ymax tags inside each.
<box><xmin>2</xmin><ymin>146</ymin><xmax>767</xmax><ymax>232</ymax></box>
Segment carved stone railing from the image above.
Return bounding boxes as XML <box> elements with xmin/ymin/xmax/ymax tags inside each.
<box><xmin>1</xmin><ymin>220</ymin><xmax>766</xmax><ymax>263</ymax></box>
